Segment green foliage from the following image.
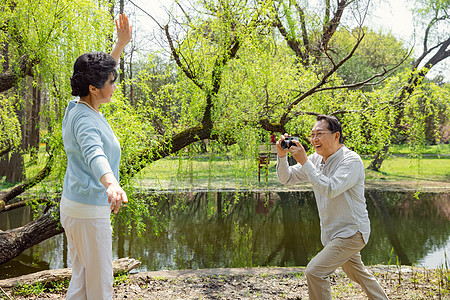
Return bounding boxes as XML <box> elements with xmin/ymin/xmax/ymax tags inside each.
<box><xmin>0</xmin><ymin>0</ymin><xmax>113</xmax><ymax>93</ymax></box>
<box><xmin>101</xmin><ymin>91</ymin><xmax>161</xmax><ymax>235</ymax></box>
<box><xmin>114</xmin><ymin>272</ymin><xmax>130</xmax><ymax>286</ymax></box>
<box><xmin>13</xmin><ymin>281</ymin><xmax>45</xmax><ymax>296</ymax></box>
<box><xmin>0</xmin><ymin>0</ymin><xmax>114</xmax><ymax>192</ymax></box>
<box><xmin>12</xmin><ymin>279</ymin><xmax>70</xmax><ymax>296</ymax></box>
<box><xmin>122</xmin><ymin>0</ymin><xmax>449</xmax><ymax>197</ymax></box>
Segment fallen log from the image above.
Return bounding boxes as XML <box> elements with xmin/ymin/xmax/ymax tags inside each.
<box><xmin>0</xmin><ymin>213</ymin><xmax>63</xmax><ymax>265</ymax></box>
<box><xmin>0</xmin><ymin>257</ymin><xmax>141</xmax><ymax>288</ymax></box>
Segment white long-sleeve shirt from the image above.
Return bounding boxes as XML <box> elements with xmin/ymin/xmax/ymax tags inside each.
<box><xmin>277</xmin><ymin>146</ymin><xmax>371</xmax><ymax>246</ymax></box>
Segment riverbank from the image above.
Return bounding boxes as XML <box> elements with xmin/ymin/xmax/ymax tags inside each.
<box><xmin>3</xmin><ymin>265</ymin><xmax>449</xmax><ymax>299</ymax></box>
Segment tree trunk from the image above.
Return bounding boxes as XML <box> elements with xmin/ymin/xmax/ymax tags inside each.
<box><xmin>0</xmin><ymin>213</ymin><xmax>63</xmax><ymax>265</ymax></box>
<box><xmin>368</xmin><ymin>145</ymin><xmax>390</xmax><ymax>172</ymax></box>
<box><xmin>0</xmin><ymin>54</ymin><xmax>36</xmax><ymax>93</ymax></box>
<box><xmin>0</xmin><ymin>97</ymin><xmax>24</xmax><ymax>183</ymax></box>
<box><xmin>108</xmin><ymin>0</ymin><xmax>115</xmax><ymax>48</ymax></box>
<box><xmin>0</xmin><ymin>258</ymin><xmax>141</xmax><ymax>288</ymax></box>
<box><xmin>29</xmin><ymin>79</ymin><xmax>41</xmax><ymax>164</ymax></box>
<box><xmin>0</xmin><ymin>151</ymin><xmax>24</xmax><ymax>183</ymax></box>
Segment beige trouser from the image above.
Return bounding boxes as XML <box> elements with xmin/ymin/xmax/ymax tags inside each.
<box><xmin>305</xmin><ymin>232</ymin><xmax>388</xmax><ymax>300</ymax></box>
<box><xmin>61</xmin><ymin>213</ymin><xmax>114</xmax><ymax>300</ymax></box>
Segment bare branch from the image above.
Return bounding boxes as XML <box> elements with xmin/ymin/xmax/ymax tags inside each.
<box><xmin>293</xmin><ymin>2</ymin><xmax>309</xmax><ymax>50</ymax></box>
<box><xmin>315</xmin><ymin>48</ymin><xmax>412</xmax><ymax>92</ymax></box>
<box><xmin>280</xmin><ymin>31</ymin><xmax>365</xmax><ymax>125</ymax></box>
<box><xmin>164</xmin><ymin>24</ymin><xmax>205</xmax><ymax>91</ymax></box>
<box><xmin>175</xmin><ymin>0</ymin><xmax>193</xmax><ymax>24</ymax></box>
<box><xmin>128</xmin><ymin>0</ymin><xmax>164</xmax><ymax>30</ymax></box>
<box><xmin>422</xmin><ymin>15</ymin><xmax>447</xmax><ymax>54</ymax></box>
<box><xmin>321</xmin><ymin>0</ymin><xmax>349</xmax><ymax>52</ymax></box>
<box><xmin>0</xmin><ymin>152</ymin><xmax>54</xmax><ymax>205</ymax></box>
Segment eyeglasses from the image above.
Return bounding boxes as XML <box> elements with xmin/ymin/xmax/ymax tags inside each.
<box><xmin>310</xmin><ymin>131</ymin><xmax>334</xmax><ymax>140</ymax></box>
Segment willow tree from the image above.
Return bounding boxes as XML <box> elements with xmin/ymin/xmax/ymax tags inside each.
<box><xmin>126</xmin><ymin>0</ymin><xmax>412</xmax><ymax>165</ymax></box>
<box><xmin>1</xmin><ymin>0</ymin><xmax>447</xmax><ymax>266</ymax></box>
<box><xmin>0</xmin><ymin>0</ymin><xmax>410</xmax><ymax>264</ymax></box>
<box><xmin>257</xmin><ymin>0</ymin><xmax>448</xmax><ymax>168</ymax></box>
<box><xmin>0</xmin><ymin>0</ymin><xmax>277</xmax><ymax>264</ymax></box>
<box><xmin>368</xmin><ymin>0</ymin><xmax>450</xmax><ymax>170</ymax></box>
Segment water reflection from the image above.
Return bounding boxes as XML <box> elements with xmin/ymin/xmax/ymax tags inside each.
<box><xmin>365</xmin><ymin>191</ymin><xmax>450</xmax><ymax>266</ymax></box>
<box><xmin>0</xmin><ymin>191</ymin><xmax>449</xmax><ymax>279</ymax></box>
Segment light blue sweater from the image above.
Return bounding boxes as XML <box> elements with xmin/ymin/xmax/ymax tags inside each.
<box><xmin>62</xmin><ymin>100</ymin><xmax>121</xmax><ymax>206</ymax></box>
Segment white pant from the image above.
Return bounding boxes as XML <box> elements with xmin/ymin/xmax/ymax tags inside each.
<box><xmin>61</xmin><ymin>213</ymin><xmax>114</xmax><ymax>300</ymax></box>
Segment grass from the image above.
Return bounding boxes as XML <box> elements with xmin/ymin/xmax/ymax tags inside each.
<box><xmin>10</xmin><ymin>279</ymin><xmax>70</xmax><ymax>297</ymax></box>
<box><xmin>363</xmin><ymin>156</ymin><xmax>450</xmax><ymax>182</ymax></box>
<box><xmin>1</xmin><ymin>144</ymin><xmax>449</xmax><ymax>192</ymax></box>
<box><xmin>114</xmin><ymin>272</ymin><xmax>131</xmax><ymax>286</ymax></box>
<box><xmin>136</xmin><ymin>155</ymin><xmax>282</xmax><ymax>190</ymax></box>
<box><xmin>136</xmin><ymin>149</ymin><xmax>449</xmax><ymax>190</ymax></box>
<box><xmin>390</xmin><ymin>143</ymin><xmax>450</xmax><ymax>155</ymax></box>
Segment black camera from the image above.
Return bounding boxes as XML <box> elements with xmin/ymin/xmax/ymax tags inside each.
<box><xmin>280</xmin><ymin>136</ymin><xmax>299</xmax><ymax>149</ymax></box>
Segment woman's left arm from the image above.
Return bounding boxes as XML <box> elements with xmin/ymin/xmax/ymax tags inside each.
<box><xmin>110</xmin><ymin>13</ymin><xmax>132</xmax><ymax>64</ymax></box>
<box><xmin>100</xmin><ymin>172</ymin><xmax>128</xmax><ymax>214</ymax></box>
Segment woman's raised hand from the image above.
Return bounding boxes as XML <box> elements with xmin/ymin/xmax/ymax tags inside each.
<box><xmin>110</xmin><ymin>13</ymin><xmax>132</xmax><ymax>63</ymax></box>
<box><xmin>115</xmin><ymin>13</ymin><xmax>132</xmax><ymax>47</ymax></box>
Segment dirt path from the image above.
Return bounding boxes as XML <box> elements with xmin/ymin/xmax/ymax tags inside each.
<box><xmin>4</xmin><ymin>266</ymin><xmax>449</xmax><ymax>299</ymax></box>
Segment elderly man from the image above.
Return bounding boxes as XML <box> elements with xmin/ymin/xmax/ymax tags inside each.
<box><xmin>276</xmin><ymin>115</ymin><xmax>388</xmax><ymax>300</ymax></box>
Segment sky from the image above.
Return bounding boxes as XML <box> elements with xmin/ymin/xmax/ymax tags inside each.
<box><xmin>130</xmin><ymin>0</ymin><xmax>415</xmax><ymax>40</ymax></box>
<box><xmin>368</xmin><ymin>0</ymin><xmax>415</xmax><ymax>40</ymax></box>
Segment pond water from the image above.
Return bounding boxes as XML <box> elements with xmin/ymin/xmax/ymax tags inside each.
<box><xmin>0</xmin><ymin>190</ymin><xmax>449</xmax><ymax>280</ymax></box>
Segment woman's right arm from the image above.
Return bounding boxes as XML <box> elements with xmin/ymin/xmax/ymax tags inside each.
<box><xmin>110</xmin><ymin>14</ymin><xmax>132</xmax><ymax>64</ymax></box>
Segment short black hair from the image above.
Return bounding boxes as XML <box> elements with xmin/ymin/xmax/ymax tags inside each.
<box><xmin>70</xmin><ymin>52</ymin><xmax>117</xmax><ymax>97</ymax></box>
<box><xmin>316</xmin><ymin>114</ymin><xmax>343</xmax><ymax>143</ymax></box>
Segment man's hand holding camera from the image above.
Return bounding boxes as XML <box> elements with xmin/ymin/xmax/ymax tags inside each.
<box><xmin>276</xmin><ymin>134</ymin><xmax>308</xmax><ymax>165</ymax></box>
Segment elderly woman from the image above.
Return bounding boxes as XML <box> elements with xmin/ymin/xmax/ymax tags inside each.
<box><xmin>60</xmin><ymin>14</ymin><xmax>132</xmax><ymax>299</ymax></box>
